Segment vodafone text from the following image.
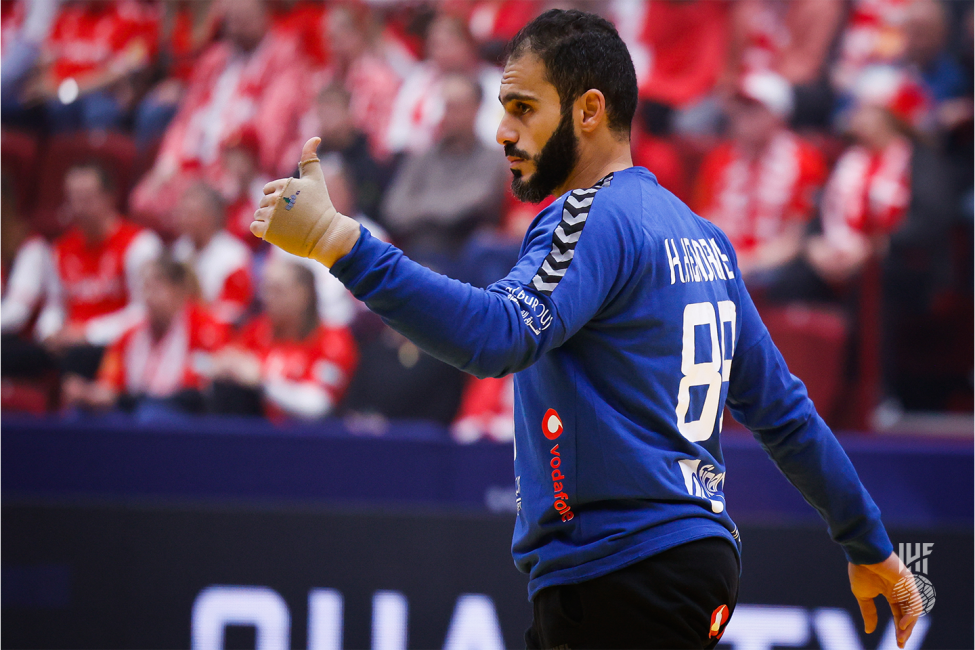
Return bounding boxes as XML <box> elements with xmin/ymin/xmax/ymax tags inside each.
<box><xmin>549</xmin><ymin>444</ymin><xmax>573</xmax><ymax>522</ymax></box>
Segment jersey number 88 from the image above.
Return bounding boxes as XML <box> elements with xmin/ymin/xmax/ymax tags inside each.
<box><xmin>676</xmin><ymin>301</ymin><xmax>736</xmax><ymax>442</ymax></box>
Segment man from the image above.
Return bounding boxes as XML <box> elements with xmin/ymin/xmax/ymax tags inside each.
<box><xmin>39</xmin><ymin>162</ymin><xmax>162</xmax><ymax>379</ymax></box>
<box><xmin>692</xmin><ymin>70</ymin><xmax>826</xmax><ymax>283</ymax></box>
<box><xmin>252</xmin><ymin>10</ymin><xmax>920</xmax><ymax>649</ymax></box>
<box><xmin>172</xmin><ymin>182</ymin><xmax>254</xmax><ymax>325</ymax></box>
<box><xmin>382</xmin><ymin>73</ymin><xmax>508</xmax><ymax>256</ymax></box>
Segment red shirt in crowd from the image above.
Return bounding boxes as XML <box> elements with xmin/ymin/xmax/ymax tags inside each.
<box><xmin>172</xmin><ymin>231</ymin><xmax>254</xmax><ymax>324</ymax></box>
<box><xmin>820</xmin><ymin>137</ymin><xmax>913</xmax><ymax>242</ymax></box>
<box><xmin>45</xmin><ymin>219</ymin><xmax>162</xmax><ymax>345</ymax></box>
<box><xmin>451</xmin><ymin>375</ymin><xmax>515</xmax><ymax>444</ymax></box>
<box><xmin>46</xmin><ymin>1</ymin><xmax>157</xmax><ymax>84</ymax></box>
<box><xmin>692</xmin><ymin>130</ymin><xmax>827</xmax><ymax>255</ymax></box>
<box><xmin>235</xmin><ymin>315</ymin><xmax>358</xmax><ymax>420</ymax></box>
<box><xmin>270</xmin><ymin>0</ymin><xmax>330</xmax><ymax>68</ymax></box>
<box><xmin>98</xmin><ymin>302</ymin><xmax>229</xmax><ymax>398</ymax></box>
<box><xmin>633</xmin><ymin>0</ymin><xmax>729</xmax><ymax>107</ymax></box>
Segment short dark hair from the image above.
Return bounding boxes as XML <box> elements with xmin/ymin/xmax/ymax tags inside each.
<box><xmin>506</xmin><ymin>9</ymin><xmax>637</xmax><ymax>136</ymax></box>
<box><xmin>185</xmin><ymin>181</ymin><xmax>227</xmax><ymax>225</ymax></box>
<box><xmin>67</xmin><ymin>160</ymin><xmax>116</xmax><ymax>195</ymax></box>
<box><xmin>148</xmin><ymin>251</ymin><xmax>191</xmax><ymax>288</ymax></box>
<box><xmin>442</xmin><ymin>72</ymin><xmax>483</xmax><ymax>105</ymax></box>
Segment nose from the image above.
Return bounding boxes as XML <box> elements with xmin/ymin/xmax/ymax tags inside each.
<box><xmin>496</xmin><ymin>113</ymin><xmax>518</xmax><ymax>147</ymax></box>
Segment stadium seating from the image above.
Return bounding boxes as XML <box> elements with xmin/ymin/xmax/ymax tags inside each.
<box><xmin>1</xmin><ymin>129</ymin><xmax>38</xmax><ymax>213</ymax></box>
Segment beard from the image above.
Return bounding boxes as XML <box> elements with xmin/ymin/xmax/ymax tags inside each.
<box><xmin>507</xmin><ymin>109</ymin><xmax>579</xmax><ymax>204</ymax></box>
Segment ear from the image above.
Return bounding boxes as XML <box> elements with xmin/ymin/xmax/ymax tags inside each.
<box><xmin>577</xmin><ymin>89</ymin><xmax>607</xmax><ymax>134</ymax></box>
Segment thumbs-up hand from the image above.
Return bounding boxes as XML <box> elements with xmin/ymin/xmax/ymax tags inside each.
<box><xmin>251</xmin><ymin>137</ymin><xmax>361</xmax><ymax>267</ymax></box>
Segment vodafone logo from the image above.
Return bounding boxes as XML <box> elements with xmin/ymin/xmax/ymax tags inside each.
<box><xmin>709</xmin><ymin>604</ymin><xmax>730</xmax><ymax>639</ymax></box>
<box><xmin>542</xmin><ymin>409</ymin><xmax>563</xmax><ymax>440</ymax></box>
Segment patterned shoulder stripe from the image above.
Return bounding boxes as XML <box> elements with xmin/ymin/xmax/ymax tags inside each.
<box><xmin>530</xmin><ymin>173</ymin><xmax>614</xmax><ymax>295</ymax></box>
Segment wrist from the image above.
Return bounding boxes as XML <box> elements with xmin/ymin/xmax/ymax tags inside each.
<box><xmin>310</xmin><ymin>213</ymin><xmax>361</xmax><ymax>268</ymax></box>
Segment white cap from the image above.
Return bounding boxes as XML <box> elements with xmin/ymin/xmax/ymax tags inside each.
<box><xmin>736</xmin><ymin>71</ymin><xmax>794</xmax><ymax>120</ymax></box>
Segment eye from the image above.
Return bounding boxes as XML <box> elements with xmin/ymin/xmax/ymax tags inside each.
<box><xmin>515</xmin><ymin>102</ymin><xmax>532</xmax><ymax>116</ymax></box>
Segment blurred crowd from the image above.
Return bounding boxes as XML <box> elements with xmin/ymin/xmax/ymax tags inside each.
<box><xmin>1</xmin><ymin>0</ymin><xmax>971</xmax><ymax>439</ymax></box>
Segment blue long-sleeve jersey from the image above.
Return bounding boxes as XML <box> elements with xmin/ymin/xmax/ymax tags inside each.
<box><xmin>330</xmin><ymin>166</ymin><xmax>892</xmax><ymax>599</ymax></box>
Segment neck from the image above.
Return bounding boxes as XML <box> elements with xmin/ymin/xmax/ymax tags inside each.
<box><xmin>81</xmin><ymin>213</ymin><xmax>118</xmax><ymax>245</ymax></box>
<box><xmin>555</xmin><ymin>136</ymin><xmax>632</xmax><ymax>195</ymax></box>
<box><xmin>440</xmin><ymin>132</ymin><xmax>477</xmax><ymax>153</ymax></box>
<box><xmin>866</xmin><ymin>131</ymin><xmax>899</xmax><ymax>152</ymax></box>
<box><xmin>272</xmin><ymin>319</ymin><xmax>303</xmax><ymax>342</ymax></box>
<box><xmin>149</xmin><ymin>317</ymin><xmax>171</xmax><ymax>341</ymax></box>
<box><xmin>193</xmin><ymin>228</ymin><xmax>218</xmax><ymax>250</ymax></box>
<box><xmin>739</xmin><ymin>133</ymin><xmax>776</xmax><ymax>159</ymax></box>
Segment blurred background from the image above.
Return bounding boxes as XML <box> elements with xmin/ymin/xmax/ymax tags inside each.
<box><xmin>1</xmin><ymin>1</ymin><xmax>972</xmax><ymax>648</ymax></box>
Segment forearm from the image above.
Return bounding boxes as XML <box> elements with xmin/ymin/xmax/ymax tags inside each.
<box><xmin>1</xmin><ymin>298</ymin><xmax>33</xmax><ymax>333</ymax></box>
<box><xmin>331</xmin><ymin>227</ymin><xmax>548</xmax><ymax>378</ymax></box>
<box><xmin>263</xmin><ymin>379</ymin><xmax>332</xmax><ymax>419</ymax></box>
<box><xmin>730</xmin><ymin>334</ymin><xmax>892</xmax><ymax>564</ymax></box>
<box><xmin>83</xmin><ymin>304</ymin><xmax>145</xmax><ymax>346</ymax></box>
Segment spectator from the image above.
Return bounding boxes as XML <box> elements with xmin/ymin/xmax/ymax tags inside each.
<box><xmin>130</xmin><ymin>0</ymin><xmax>312</xmax><ymax>231</ymax></box>
<box><xmin>1</xmin><ymin>0</ymin><xmax>59</xmax><ymax>130</ymax></box>
<box><xmin>210</xmin><ymin>258</ymin><xmax>358</xmax><ymax>420</ymax></box>
<box><xmin>382</xmin><ymin>74</ymin><xmax>508</xmax><ymax>256</ymax></box>
<box><xmin>1</xmin><ymin>174</ymin><xmax>58</xmax><ymax>379</ymax></box>
<box><xmin>723</xmin><ymin>0</ymin><xmax>843</xmax><ymax>127</ymax></box>
<box><xmin>21</xmin><ymin>0</ymin><xmax>158</xmax><ymax>133</ymax></box>
<box><xmin>692</xmin><ymin>71</ymin><xmax>827</xmax><ymax>281</ymax></box>
<box><xmin>903</xmin><ymin>0</ymin><xmax>966</xmax><ymax>101</ymax></box>
<box><xmin>283</xmin><ymin>83</ymin><xmax>392</xmax><ymax>221</ymax></box>
<box><xmin>612</xmin><ymin>0</ymin><xmax>729</xmax><ymax>136</ymax></box>
<box><xmin>38</xmin><ymin>161</ymin><xmax>163</xmax><ymax>379</ymax></box>
<box><xmin>385</xmin><ymin>13</ymin><xmax>503</xmax><ymax>154</ymax></box>
<box><xmin>62</xmin><ymin>253</ymin><xmax>229</xmax><ymax>417</ymax></box>
<box><xmin>171</xmin><ymin>182</ymin><xmax>254</xmax><ymax>325</ymax></box>
<box><xmin>319</xmin><ymin>2</ymin><xmax>400</xmax><ymax>160</ymax></box>
<box><xmin>807</xmin><ymin>66</ymin><xmax>943</xmax><ymax>287</ymax></box>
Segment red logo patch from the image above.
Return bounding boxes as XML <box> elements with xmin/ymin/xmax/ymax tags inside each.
<box><xmin>709</xmin><ymin>604</ymin><xmax>730</xmax><ymax>640</ymax></box>
<box><xmin>542</xmin><ymin>409</ymin><xmax>563</xmax><ymax>440</ymax></box>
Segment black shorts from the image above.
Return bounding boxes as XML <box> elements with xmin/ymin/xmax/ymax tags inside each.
<box><xmin>525</xmin><ymin>536</ymin><xmax>740</xmax><ymax>650</ymax></box>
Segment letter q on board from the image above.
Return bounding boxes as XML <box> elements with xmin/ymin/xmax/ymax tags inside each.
<box><xmin>542</xmin><ymin>409</ymin><xmax>563</xmax><ymax>440</ymax></box>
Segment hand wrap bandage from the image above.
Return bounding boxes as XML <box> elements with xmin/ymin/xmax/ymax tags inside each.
<box><xmin>252</xmin><ymin>138</ymin><xmax>361</xmax><ymax>267</ymax></box>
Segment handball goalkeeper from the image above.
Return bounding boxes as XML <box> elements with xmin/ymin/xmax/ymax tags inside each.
<box><xmin>251</xmin><ymin>9</ymin><xmax>921</xmax><ymax>649</ymax></box>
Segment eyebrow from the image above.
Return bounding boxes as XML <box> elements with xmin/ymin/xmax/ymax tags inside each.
<box><xmin>499</xmin><ymin>92</ymin><xmax>538</xmax><ymax>105</ymax></box>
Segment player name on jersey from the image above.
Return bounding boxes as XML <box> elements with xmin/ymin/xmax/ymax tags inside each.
<box><xmin>663</xmin><ymin>237</ymin><xmax>736</xmax><ymax>286</ymax></box>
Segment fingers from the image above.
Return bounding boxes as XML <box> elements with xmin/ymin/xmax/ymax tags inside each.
<box><xmin>250</xmin><ymin>218</ymin><xmax>269</xmax><ymax>239</ymax></box>
<box><xmin>250</xmin><ymin>205</ymin><xmax>272</xmax><ymax>239</ymax></box>
<box><xmin>259</xmin><ymin>192</ymin><xmax>279</xmax><ymax>209</ymax></box>
<box><xmin>298</xmin><ymin>136</ymin><xmax>324</xmax><ymax>182</ymax></box>
<box><xmin>857</xmin><ymin>596</ymin><xmax>878</xmax><ymax>634</ymax></box>
<box><xmin>889</xmin><ymin>576</ymin><xmax>922</xmax><ymax>648</ymax></box>
<box><xmin>263</xmin><ymin>178</ymin><xmax>290</xmax><ymax>195</ymax></box>
<box><xmin>887</xmin><ymin>600</ymin><xmax>916</xmax><ymax>649</ymax></box>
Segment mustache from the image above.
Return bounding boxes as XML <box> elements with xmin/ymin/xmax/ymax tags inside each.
<box><xmin>504</xmin><ymin>143</ymin><xmax>533</xmax><ymax>160</ymax></box>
